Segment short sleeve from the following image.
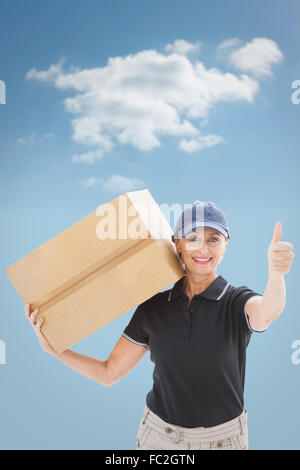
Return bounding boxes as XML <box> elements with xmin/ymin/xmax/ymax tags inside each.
<box><xmin>232</xmin><ymin>286</ymin><xmax>265</xmax><ymax>334</ymax></box>
<box><xmin>122</xmin><ymin>304</ymin><xmax>150</xmax><ymax>350</ymax></box>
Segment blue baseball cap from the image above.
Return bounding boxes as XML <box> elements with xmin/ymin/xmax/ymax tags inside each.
<box><xmin>171</xmin><ymin>201</ymin><xmax>230</xmax><ymax>242</ymax></box>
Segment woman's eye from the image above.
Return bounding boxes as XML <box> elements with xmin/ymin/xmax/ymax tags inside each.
<box><xmin>186</xmin><ymin>236</ymin><xmax>218</xmax><ymax>242</ymax></box>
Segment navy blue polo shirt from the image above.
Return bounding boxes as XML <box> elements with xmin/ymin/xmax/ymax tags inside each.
<box><xmin>122</xmin><ymin>274</ymin><xmax>265</xmax><ymax>428</ymax></box>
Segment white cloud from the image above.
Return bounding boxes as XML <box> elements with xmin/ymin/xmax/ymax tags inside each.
<box><xmin>42</xmin><ymin>132</ymin><xmax>54</xmax><ymax>139</ymax></box>
<box><xmin>17</xmin><ymin>132</ymin><xmax>54</xmax><ymax>144</ymax></box>
<box><xmin>165</xmin><ymin>39</ymin><xmax>201</xmax><ymax>55</ymax></box>
<box><xmin>80</xmin><ymin>176</ymin><xmax>98</xmax><ymax>187</ymax></box>
<box><xmin>72</xmin><ymin>148</ymin><xmax>109</xmax><ymax>164</ymax></box>
<box><xmin>179</xmin><ymin>134</ymin><xmax>225</xmax><ymax>153</ymax></box>
<box><xmin>26</xmin><ymin>40</ymin><xmax>270</xmax><ymax>160</ymax></box>
<box><xmin>79</xmin><ymin>174</ymin><xmax>143</xmax><ymax>192</ymax></box>
<box><xmin>17</xmin><ymin>133</ymin><xmax>37</xmax><ymax>144</ymax></box>
<box><xmin>228</xmin><ymin>38</ymin><xmax>283</xmax><ymax>77</ymax></box>
<box><xmin>26</xmin><ymin>57</ymin><xmax>65</xmax><ymax>82</ymax></box>
<box><xmin>102</xmin><ymin>174</ymin><xmax>145</xmax><ymax>193</ymax></box>
<box><xmin>218</xmin><ymin>38</ymin><xmax>242</xmax><ymax>50</ymax></box>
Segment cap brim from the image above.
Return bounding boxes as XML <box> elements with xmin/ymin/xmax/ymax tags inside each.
<box><xmin>172</xmin><ymin>222</ymin><xmax>229</xmax><ymax>241</ymax></box>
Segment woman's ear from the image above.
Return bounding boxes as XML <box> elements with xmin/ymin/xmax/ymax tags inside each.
<box><xmin>222</xmin><ymin>237</ymin><xmax>228</xmax><ymax>256</ymax></box>
<box><xmin>174</xmin><ymin>238</ymin><xmax>181</xmax><ymax>254</ymax></box>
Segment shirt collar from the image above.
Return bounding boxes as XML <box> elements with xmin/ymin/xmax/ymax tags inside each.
<box><xmin>168</xmin><ymin>274</ymin><xmax>230</xmax><ymax>302</ymax></box>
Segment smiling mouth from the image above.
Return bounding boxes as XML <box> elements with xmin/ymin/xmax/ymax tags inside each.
<box><xmin>192</xmin><ymin>257</ymin><xmax>212</xmax><ymax>264</ymax></box>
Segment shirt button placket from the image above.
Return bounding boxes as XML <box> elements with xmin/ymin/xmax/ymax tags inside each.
<box><xmin>183</xmin><ymin>305</ymin><xmax>187</xmax><ymax>344</ymax></box>
<box><xmin>184</xmin><ymin>303</ymin><xmax>192</xmax><ymax>345</ymax></box>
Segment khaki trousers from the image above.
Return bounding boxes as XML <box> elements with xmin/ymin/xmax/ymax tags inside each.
<box><xmin>136</xmin><ymin>405</ymin><xmax>248</xmax><ymax>450</ymax></box>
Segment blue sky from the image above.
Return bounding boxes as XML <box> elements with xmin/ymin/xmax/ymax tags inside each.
<box><xmin>0</xmin><ymin>0</ymin><xmax>300</xmax><ymax>450</ymax></box>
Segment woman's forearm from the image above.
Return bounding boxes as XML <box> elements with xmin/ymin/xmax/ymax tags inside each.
<box><xmin>50</xmin><ymin>349</ymin><xmax>110</xmax><ymax>386</ymax></box>
<box><xmin>261</xmin><ymin>272</ymin><xmax>286</xmax><ymax>321</ymax></box>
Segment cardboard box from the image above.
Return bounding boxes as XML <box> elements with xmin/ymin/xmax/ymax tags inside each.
<box><xmin>4</xmin><ymin>189</ymin><xmax>184</xmax><ymax>353</ymax></box>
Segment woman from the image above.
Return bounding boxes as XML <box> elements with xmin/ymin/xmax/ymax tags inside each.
<box><xmin>25</xmin><ymin>200</ymin><xmax>294</xmax><ymax>450</ymax></box>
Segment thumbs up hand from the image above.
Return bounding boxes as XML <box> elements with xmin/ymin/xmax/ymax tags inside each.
<box><xmin>267</xmin><ymin>222</ymin><xmax>295</xmax><ymax>276</ymax></box>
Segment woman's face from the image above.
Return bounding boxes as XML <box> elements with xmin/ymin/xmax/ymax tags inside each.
<box><xmin>175</xmin><ymin>227</ymin><xmax>228</xmax><ymax>275</ymax></box>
